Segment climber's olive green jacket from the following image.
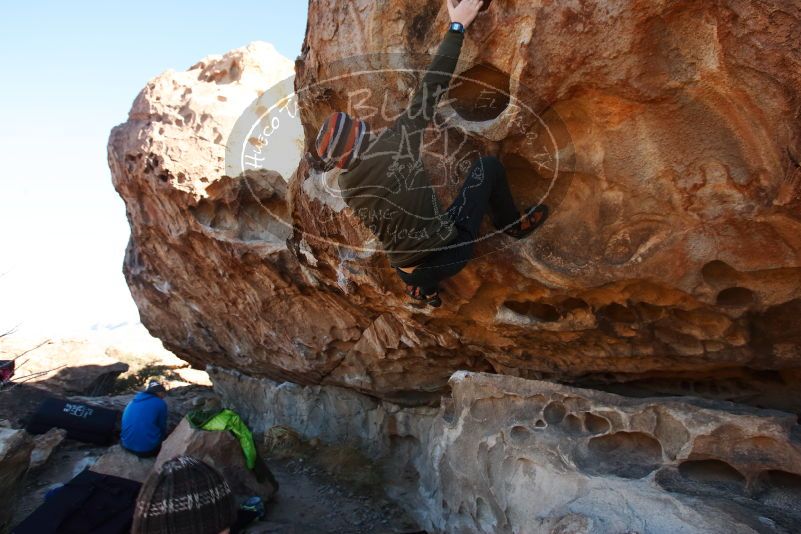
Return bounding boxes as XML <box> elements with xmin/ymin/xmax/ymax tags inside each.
<box><xmin>337</xmin><ymin>30</ymin><xmax>464</xmax><ymax>268</ymax></box>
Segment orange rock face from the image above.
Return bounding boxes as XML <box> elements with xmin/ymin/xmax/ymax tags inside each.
<box><xmin>110</xmin><ymin>2</ymin><xmax>801</xmax><ymax>407</ymax></box>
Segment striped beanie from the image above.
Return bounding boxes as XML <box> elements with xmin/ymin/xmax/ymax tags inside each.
<box><xmin>315</xmin><ymin>112</ymin><xmax>369</xmax><ymax>170</ymax></box>
<box><xmin>131</xmin><ymin>455</ymin><xmax>237</xmax><ymax>534</ymax></box>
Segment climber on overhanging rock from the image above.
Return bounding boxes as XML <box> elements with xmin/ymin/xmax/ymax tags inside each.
<box><xmin>308</xmin><ymin>0</ymin><xmax>548</xmax><ymax>308</ymax></box>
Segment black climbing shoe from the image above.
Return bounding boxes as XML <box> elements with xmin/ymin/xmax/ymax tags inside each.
<box><xmin>505</xmin><ymin>204</ymin><xmax>549</xmax><ymax>239</ymax></box>
<box><xmin>406</xmin><ymin>285</ymin><xmax>442</xmax><ymax>308</ymax></box>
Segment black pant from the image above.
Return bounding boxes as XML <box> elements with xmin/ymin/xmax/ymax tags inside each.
<box><xmin>396</xmin><ymin>156</ymin><xmax>520</xmax><ymax>293</ymax></box>
<box><xmin>14</xmin><ymin>469</ymin><xmax>142</xmax><ymax>534</ymax></box>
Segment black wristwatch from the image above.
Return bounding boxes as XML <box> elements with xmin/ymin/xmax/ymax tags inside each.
<box><xmin>449</xmin><ymin>22</ymin><xmax>465</xmax><ymax>34</ymax></box>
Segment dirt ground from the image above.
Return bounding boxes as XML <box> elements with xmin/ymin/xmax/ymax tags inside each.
<box><xmin>13</xmin><ymin>439</ymin><xmax>421</xmax><ymax>533</ymax></box>
<box><xmin>257</xmin><ymin>458</ymin><xmax>421</xmax><ymax>534</ymax></box>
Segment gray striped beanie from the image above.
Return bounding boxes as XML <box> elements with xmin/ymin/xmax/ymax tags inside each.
<box><xmin>131</xmin><ymin>455</ymin><xmax>237</xmax><ymax>534</ymax></box>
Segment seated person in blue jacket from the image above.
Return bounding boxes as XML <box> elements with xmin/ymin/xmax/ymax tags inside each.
<box><xmin>121</xmin><ymin>380</ymin><xmax>168</xmax><ymax>457</ymax></box>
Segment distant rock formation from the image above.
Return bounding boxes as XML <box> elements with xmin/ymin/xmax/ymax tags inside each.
<box><xmin>0</xmin><ymin>339</ymin><xmax>129</xmax><ymax>396</ymax></box>
<box><xmin>109</xmin><ymin>1</ymin><xmax>801</xmax><ymax>410</ymax></box>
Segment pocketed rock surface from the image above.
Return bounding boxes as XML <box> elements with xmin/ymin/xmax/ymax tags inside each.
<box><xmin>110</xmin><ymin>0</ymin><xmax>801</xmax><ymax>409</ymax></box>
<box><xmin>212</xmin><ymin>367</ymin><xmax>801</xmax><ymax>533</ymax></box>
<box><xmin>0</xmin><ymin>427</ymin><xmax>34</xmax><ymax>532</ymax></box>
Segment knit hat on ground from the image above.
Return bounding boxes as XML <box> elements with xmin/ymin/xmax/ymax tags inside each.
<box><xmin>315</xmin><ymin>112</ymin><xmax>370</xmax><ymax>170</ymax></box>
<box><xmin>131</xmin><ymin>455</ymin><xmax>237</xmax><ymax>534</ymax></box>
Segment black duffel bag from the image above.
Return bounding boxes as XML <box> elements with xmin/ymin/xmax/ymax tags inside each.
<box><xmin>26</xmin><ymin>398</ymin><xmax>119</xmax><ymax>445</ymax></box>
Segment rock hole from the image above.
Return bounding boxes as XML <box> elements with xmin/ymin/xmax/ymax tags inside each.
<box><xmin>387</xmin><ymin>435</ymin><xmax>421</xmax><ymax>488</ymax></box>
<box><xmin>510</xmin><ymin>425</ymin><xmax>533</xmax><ymax>446</ymax></box>
<box><xmin>449</xmin><ymin>63</ymin><xmax>511</xmax><ymax>121</ymax></box>
<box><xmin>475</xmin><ymin>496</ymin><xmax>496</xmax><ymax>532</ymax></box>
<box><xmin>583</xmin><ymin>413</ymin><xmax>610</xmax><ymax>434</ymax></box>
<box><xmin>505</xmin><ymin>300</ymin><xmax>561</xmax><ymax>322</ymax></box>
<box><xmin>501</xmin><ymin>153</ymin><xmax>552</xmax><ymax>210</ymax></box>
<box><xmin>580</xmin><ymin>432</ymin><xmax>663</xmax><ymax>479</ymax></box>
<box><xmin>441</xmin><ymin>395</ymin><xmax>456</xmax><ymax>424</ymax></box>
<box><xmin>228</xmin><ymin>62</ymin><xmax>242</xmax><ymax>83</ymax></box>
<box><xmin>754</xmin><ymin>470</ymin><xmax>801</xmax><ymax>511</ymax></box>
<box><xmin>515</xmin><ymin>457</ymin><xmax>536</xmax><ymax>478</ymax></box>
<box><xmin>636</xmin><ymin>302</ymin><xmax>667</xmax><ymax>322</ymax></box>
<box><xmin>470</xmin><ymin>398</ymin><xmax>497</xmax><ymax>421</ymax></box>
<box><xmin>752</xmin><ymin>369</ymin><xmax>783</xmax><ymax>382</ymax></box>
<box><xmin>701</xmin><ymin>260</ymin><xmax>738</xmax><ymax>286</ymax></box>
<box><xmin>543</xmin><ymin>401</ymin><xmax>567</xmax><ymax>424</ymax></box>
<box><xmin>534</xmin><ymin>419</ymin><xmax>546</xmax><ymax>428</ymax></box>
<box><xmin>191</xmin><ymin>171</ymin><xmax>290</xmax><ymax>243</ymax></box>
<box><xmin>145</xmin><ymin>155</ymin><xmax>161</xmax><ymax>172</ymax></box>
<box><xmin>562</xmin><ymin>413</ymin><xmax>583</xmax><ymax>436</ymax></box>
<box><xmin>654</xmin><ymin>411</ymin><xmax>690</xmax><ymax>459</ymax></box>
<box><xmin>560</xmin><ymin>298</ymin><xmax>589</xmax><ymax>313</ymax></box>
<box><xmin>716</xmin><ymin>287</ymin><xmax>754</xmax><ymax>307</ymax></box>
<box><xmin>757</xmin><ymin>470</ymin><xmax>801</xmax><ymax>492</ymax></box>
<box><xmin>597</xmin><ymin>302</ymin><xmax>637</xmax><ymax>323</ymax></box>
<box><xmin>407</xmin><ymin>1</ymin><xmax>439</xmax><ymax>44</ymax></box>
<box><xmin>678</xmin><ymin>459</ymin><xmax>745</xmax><ymax>485</ymax></box>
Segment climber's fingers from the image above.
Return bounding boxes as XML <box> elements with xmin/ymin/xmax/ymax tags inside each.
<box><xmin>466</xmin><ymin>0</ymin><xmax>484</xmax><ymax>13</ymax></box>
<box><xmin>448</xmin><ymin>0</ymin><xmax>485</xmax><ymax>28</ymax></box>
<box><xmin>462</xmin><ymin>0</ymin><xmax>485</xmax><ymax>20</ymax></box>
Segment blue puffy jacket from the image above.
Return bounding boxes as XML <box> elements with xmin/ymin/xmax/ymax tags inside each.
<box><xmin>121</xmin><ymin>392</ymin><xmax>167</xmax><ymax>453</ymax></box>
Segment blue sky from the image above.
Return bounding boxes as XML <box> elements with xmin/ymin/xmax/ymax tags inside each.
<box><xmin>0</xmin><ymin>1</ymin><xmax>308</xmax><ymax>338</ymax></box>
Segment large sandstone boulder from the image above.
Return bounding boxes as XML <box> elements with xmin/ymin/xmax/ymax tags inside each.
<box><xmin>154</xmin><ymin>418</ymin><xmax>277</xmax><ymax>501</ymax></box>
<box><xmin>28</xmin><ymin>428</ymin><xmax>66</xmax><ymax>471</ymax></box>
<box><xmin>109</xmin><ymin>1</ymin><xmax>801</xmax><ymax>409</ymax></box>
<box><xmin>211</xmin><ymin>367</ymin><xmax>801</xmax><ymax>533</ymax></box>
<box><xmin>0</xmin><ymin>427</ymin><xmax>33</xmax><ymax>532</ymax></box>
<box><xmin>90</xmin><ymin>444</ymin><xmax>156</xmax><ymax>483</ymax></box>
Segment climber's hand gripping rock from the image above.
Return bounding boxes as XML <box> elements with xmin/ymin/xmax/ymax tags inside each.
<box><xmin>447</xmin><ymin>0</ymin><xmax>485</xmax><ymax>29</ymax></box>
